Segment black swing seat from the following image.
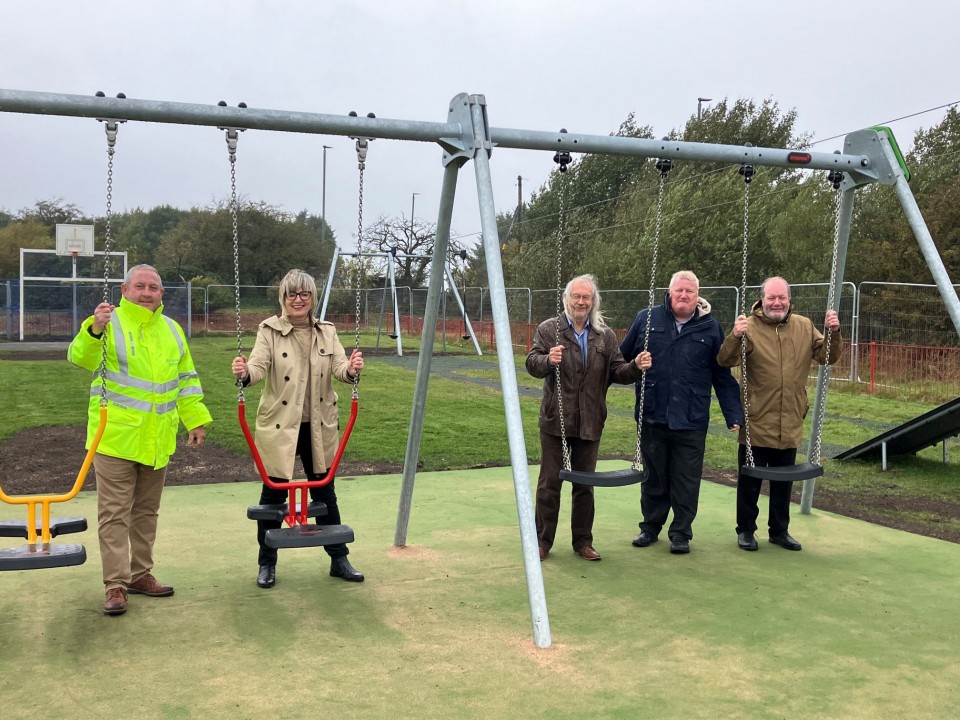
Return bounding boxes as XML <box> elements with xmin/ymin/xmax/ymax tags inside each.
<box><xmin>247</xmin><ymin>502</ymin><xmax>328</xmax><ymax>522</ymax></box>
<box><xmin>0</xmin><ymin>517</ymin><xmax>88</xmax><ymax>539</ymax></box>
<box><xmin>265</xmin><ymin>523</ymin><xmax>354</xmax><ymax>549</ymax></box>
<box><xmin>740</xmin><ymin>461</ymin><xmax>824</xmax><ymax>482</ymax></box>
<box><xmin>0</xmin><ymin>543</ymin><xmax>87</xmax><ymax>571</ymax></box>
<box><xmin>560</xmin><ymin>467</ymin><xmax>647</xmax><ymax>487</ymax></box>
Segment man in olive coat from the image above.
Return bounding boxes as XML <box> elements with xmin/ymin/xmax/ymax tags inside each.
<box><xmin>718</xmin><ymin>276</ymin><xmax>842</xmax><ymax>552</ymax></box>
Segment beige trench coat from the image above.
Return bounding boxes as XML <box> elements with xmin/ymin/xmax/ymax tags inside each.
<box><xmin>244</xmin><ymin>315</ymin><xmax>353</xmax><ymax>478</ymax></box>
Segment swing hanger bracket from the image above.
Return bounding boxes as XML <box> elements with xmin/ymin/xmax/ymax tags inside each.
<box><xmin>221</xmin><ymin>127</ymin><xmax>242</xmax><ymax>156</ymax></box>
<box><xmin>827</xmin><ymin>170</ymin><xmax>845</xmax><ymax>190</ymax></box>
<box><xmin>553</xmin><ymin>128</ymin><xmax>573</xmax><ymax>172</ymax></box>
<box><xmin>216</xmin><ymin>101</ymin><xmax>249</xmax><ymax>155</ymax></box>
<box><xmin>94</xmin><ymin>91</ymin><xmax>128</xmax><ymax>148</ymax></box>
<box><xmin>349</xmin><ymin>111</ymin><xmax>377</xmax><ymax>166</ymax></box>
<box><xmin>96</xmin><ymin>118</ymin><xmax>126</xmax><ymax>149</ymax></box>
<box><xmin>655</xmin><ymin>157</ymin><xmax>673</xmax><ymax>177</ymax></box>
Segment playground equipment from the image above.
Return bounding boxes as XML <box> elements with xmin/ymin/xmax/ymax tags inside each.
<box><xmin>3</xmin><ymin>90</ymin><xmax>959</xmax><ymax>649</ymax></box>
<box><xmin>0</xmin><ymin>118</ymin><xmax>123</xmax><ymax>569</ymax></box>
<box><xmin>733</xmin><ymin>162</ymin><xmax>846</xmax><ymax>486</ymax></box>
<box><xmin>319</xmin><ymin>246</ymin><xmax>481</xmax><ymax>356</ymax></box>
<box><xmin>224</xmin><ymin>121</ymin><xmax>357</xmax><ymax>552</ymax></box>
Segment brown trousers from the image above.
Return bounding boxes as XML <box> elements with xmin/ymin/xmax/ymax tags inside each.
<box><xmin>536</xmin><ymin>431</ymin><xmax>599</xmax><ymax>552</ymax></box>
<box><xmin>93</xmin><ymin>454</ymin><xmax>167</xmax><ymax>591</ymax></box>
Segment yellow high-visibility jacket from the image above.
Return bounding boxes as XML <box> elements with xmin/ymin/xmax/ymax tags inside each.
<box><xmin>68</xmin><ymin>298</ymin><xmax>213</xmax><ymax>469</ymax></box>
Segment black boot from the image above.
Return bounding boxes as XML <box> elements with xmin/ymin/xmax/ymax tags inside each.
<box><xmin>256</xmin><ymin>565</ymin><xmax>276</xmax><ymax>589</ymax></box>
<box><xmin>329</xmin><ymin>556</ymin><xmax>364</xmax><ymax>582</ymax></box>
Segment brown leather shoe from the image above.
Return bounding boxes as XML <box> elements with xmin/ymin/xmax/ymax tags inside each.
<box><xmin>128</xmin><ymin>573</ymin><xmax>175</xmax><ymax>597</ymax></box>
<box><xmin>102</xmin><ymin>587</ymin><xmax>127</xmax><ymax>616</ymax></box>
<box><xmin>539</xmin><ymin>546</ymin><xmax>549</xmax><ymax>561</ymax></box>
<box><xmin>576</xmin><ymin>545</ymin><xmax>602</xmax><ymax>561</ymax></box>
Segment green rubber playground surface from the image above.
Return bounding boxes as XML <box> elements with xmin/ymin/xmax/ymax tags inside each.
<box><xmin>2</xmin><ymin>463</ymin><xmax>959</xmax><ymax>719</ymax></box>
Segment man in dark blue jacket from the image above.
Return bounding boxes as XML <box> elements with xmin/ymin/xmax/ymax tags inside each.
<box><xmin>620</xmin><ymin>270</ymin><xmax>743</xmax><ymax>554</ymax></box>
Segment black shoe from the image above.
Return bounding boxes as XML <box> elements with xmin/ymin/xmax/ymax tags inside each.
<box><xmin>769</xmin><ymin>533</ymin><xmax>802</xmax><ymax>551</ymax></box>
<box><xmin>737</xmin><ymin>532</ymin><xmax>759</xmax><ymax>551</ymax></box>
<box><xmin>669</xmin><ymin>538</ymin><xmax>690</xmax><ymax>554</ymax></box>
<box><xmin>330</xmin><ymin>556</ymin><xmax>365</xmax><ymax>582</ymax></box>
<box><xmin>256</xmin><ymin>565</ymin><xmax>276</xmax><ymax>589</ymax></box>
<box><xmin>632</xmin><ymin>530</ymin><xmax>658</xmax><ymax>547</ymax></box>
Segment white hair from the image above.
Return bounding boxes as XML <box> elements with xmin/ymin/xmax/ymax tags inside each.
<box><xmin>563</xmin><ymin>273</ymin><xmax>608</xmax><ymax>330</ymax></box>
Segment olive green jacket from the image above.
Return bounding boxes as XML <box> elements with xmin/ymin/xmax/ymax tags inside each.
<box><xmin>717</xmin><ymin>302</ymin><xmax>842</xmax><ymax>450</ymax></box>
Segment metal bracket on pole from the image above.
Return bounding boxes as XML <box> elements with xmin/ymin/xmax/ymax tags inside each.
<box><xmin>841</xmin><ymin>129</ymin><xmax>897</xmax><ymax>188</ymax></box>
<box><xmin>440</xmin><ymin>93</ymin><xmax>489</xmax><ymax>167</ymax></box>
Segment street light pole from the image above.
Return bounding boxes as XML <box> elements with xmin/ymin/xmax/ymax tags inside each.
<box><xmin>410</xmin><ymin>192</ymin><xmax>419</xmax><ymax>242</ymax></box>
<box><xmin>321</xmin><ymin>145</ymin><xmax>332</xmax><ymax>246</ymax></box>
<box><xmin>697</xmin><ymin>97</ymin><xmax>712</xmax><ymax>120</ymax></box>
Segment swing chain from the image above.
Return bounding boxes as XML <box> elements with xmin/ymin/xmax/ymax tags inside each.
<box><xmin>225</xmin><ymin>128</ymin><xmax>245</xmax><ymax>399</ymax></box>
<box><xmin>98</xmin><ymin>119</ymin><xmax>121</xmax><ymax>405</ymax></box>
<box><xmin>633</xmin><ymin>161</ymin><xmax>671</xmax><ymax>470</ymax></box>
<box><xmin>352</xmin><ymin>137</ymin><xmax>369</xmax><ymax>398</ymax></box>
<box><xmin>553</xmin><ymin>152</ymin><xmax>571</xmax><ymax>472</ymax></box>
<box><xmin>739</xmin><ymin>169</ymin><xmax>755</xmax><ymax>468</ymax></box>
<box><xmin>811</xmin><ymin>174</ymin><xmax>845</xmax><ymax>464</ymax></box>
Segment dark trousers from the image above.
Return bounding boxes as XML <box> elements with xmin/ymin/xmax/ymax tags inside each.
<box><xmin>639</xmin><ymin>423</ymin><xmax>707</xmax><ymax>541</ymax></box>
<box><xmin>536</xmin><ymin>431</ymin><xmax>598</xmax><ymax>552</ymax></box>
<box><xmin>736</xmin><ymin>444</ymin><xmax>798</xmax><ymax>537</ymax></box>
<box><xmin>257</xmin><ymin>422</ymin><xmax>348</xmax><ymax>566</ymax></box>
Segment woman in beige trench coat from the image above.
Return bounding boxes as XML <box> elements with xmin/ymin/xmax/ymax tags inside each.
<box><xmin>232</xmin><ymin>269</ymin><xmax>364</xmax><ymax>589</ymax></box>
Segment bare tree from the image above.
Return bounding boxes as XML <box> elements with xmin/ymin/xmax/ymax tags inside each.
<box><xmin>362</xmin><ymin>215</ymin><xmax>466</xmax><ymax>288</ymax></box>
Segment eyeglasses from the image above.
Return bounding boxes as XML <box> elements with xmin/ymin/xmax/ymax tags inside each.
<box><xmin>569</xmin><ymin>293</ymin><xmax>593</xmax><ymax>302</ymax></box>
<box><xmin>286</xmin><ymin>291</ymin><xmax>312</xmax><ymax>301</ymax></box>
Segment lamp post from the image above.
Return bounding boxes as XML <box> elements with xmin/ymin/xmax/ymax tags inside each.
<box><xmin>321</xmin><ymin>145</ymin><xmax>332</xmax><ymax>246</ymax></box>
<box><xmin>410</xmin><ymin>192</ymin><xmax>419</xmax><ymax>241</ymax></box>
<box><xmin>697</xmin><ymin>97</ymin><xmax>712</xmax><ymax>120</ymax></box>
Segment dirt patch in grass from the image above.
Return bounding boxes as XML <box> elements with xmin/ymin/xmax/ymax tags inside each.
<box><xmin>2</xmin><ymin>425</ymin><xmax>957</xmax><ymax>545</ymax></box>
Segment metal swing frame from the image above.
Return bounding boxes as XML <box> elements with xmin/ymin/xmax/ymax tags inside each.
<box><xmin>318</xmin><ymin>247</ymin><xmax>481</xmax><ymax>356</ymax></box>
<box><xmin>3</xmin><ymin>91</ymin><xmax>959</xmax><ymax>649</ymax></box>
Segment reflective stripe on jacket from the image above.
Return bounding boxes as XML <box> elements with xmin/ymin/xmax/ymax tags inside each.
<box><xmin>68</xmin><ymin>298</ymin><xmax>212</xmax><ymax>469</ymax></box>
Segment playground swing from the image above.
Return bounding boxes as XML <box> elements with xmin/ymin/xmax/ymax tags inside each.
<box><xmin>735</xmin><ymin>159</ymin><xmax>844</xmax><ymax>482</ymax></box>
<box><xmin>552</xmin><ymin>138</ymin><xmax>673</xmax><ymax>487</ymax></box>
<box><xmin>0</xmin><ymin>116</ymin><xmax>123</xmax><ymax>570</ymax></box>
<box><xmin>227</xmin><ymin>123</ymin><xmax>360</xmax><ymax>550</ymax></box>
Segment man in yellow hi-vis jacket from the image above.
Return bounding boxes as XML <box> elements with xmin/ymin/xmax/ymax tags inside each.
<box><xmin>69</xmin><ymin>265</ymin><xmax>212</xmax><ymax>616</ymax></box>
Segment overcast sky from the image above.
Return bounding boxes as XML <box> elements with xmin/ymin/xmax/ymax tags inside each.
<box><xmin>1</xmin><ymin>0</ymin><xmax>957</xmax><ymax>256</ymax></box>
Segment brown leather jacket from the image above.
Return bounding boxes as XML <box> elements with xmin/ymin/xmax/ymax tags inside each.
<box><xmin>526</xmin><ymin>315</ymin><xmax>642</xmax><ymax>441</ymax></box>
<box><xmin>717</xmin><ymin>302</ymin><xmax>843</xmax><ymax>449</ymax></box>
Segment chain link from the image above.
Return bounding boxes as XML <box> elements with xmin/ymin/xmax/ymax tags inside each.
<box><xmin>811</xmin><ymin>179</ymin><xmax>844</xmax><ymax>464</ymax></box>
<box><xmin>738</xmin><ymin>171</ymin><xmax>755</xmax><ymax>468</ymax></box>
<box><xmin>553</xmin><ymin>169</ymin><xmax>571</xmax><ymax>472</ymax></box>
<box><xmin>98</xmin><ymin>121</ymin><xmax>120</xmax><ymax>405</ymax></box>
<box><xmin>352</xmin><ymin>139</ymin><xmax>368</xmax><ymax>399</ymax></box>
<box><xmin>224</xmin><ymin>129</ymin><xmax>244</xmax><ymax>400</ymax></box>
<box><xmin>632</xmin><ymin>164</ymin><xmax>669</xmax><ymax>470</ymax></box>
